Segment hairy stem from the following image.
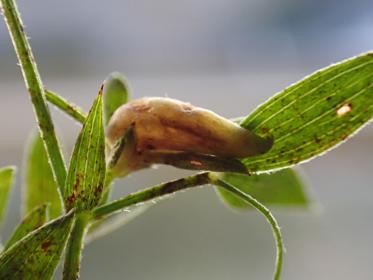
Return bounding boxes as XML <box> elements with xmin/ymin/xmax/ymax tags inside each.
<box><xmin>92</xmin><ymin>172</ymin><xmax>283</xmax><ymax>280</ymax></box>
<box><xmin>45</xmin><ymin>90</ymin><xmax>86</xmax><ymax>123</ymax></box>
<box><xmin>93</xmin><ymin>172</ymin><xmax>211</xmax><ymax>218</ymax></box>
<box><xmin>213</xmin><ymin>178</ymin><xmax>284</xmax><ymax>280</ymax></box>
<box><xmin>1</xmin><ymin>0</ymin><xmax>67</xmax><ymax>196</ymax></box>
<box><xmin>63</xmin><ymin>212</ymin><xmax>90</xmax><ymax>280</ymax></box>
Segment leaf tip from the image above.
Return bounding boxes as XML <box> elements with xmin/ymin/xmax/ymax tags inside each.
<box><xmin>0</xmin><ymin>165</ymin><xmax>17</xmax><ymax>174</ymax></box>
<box><xmin>99</xmin><ymin>84</ymin><xmax>104</xmax><ymax>97</ymax></box>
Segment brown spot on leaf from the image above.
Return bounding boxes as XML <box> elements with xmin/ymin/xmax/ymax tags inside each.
<box><xmin>99</xmin><ymin>84</ymin><xmax>104</xmax><ymax>96</ymax></box>
<box><xmin>66</xmin><ymin>192</ymin><xmax>76</xmax><ymax>209</ymax></box>
<box><xmin>74</xmin><ymin>176</ymin><xmax>81</xmax><ymax>190</ymax></box>
<box><xmin>261</xmin><ymin>127</ymin><xmax>270</xmax><ymax>134</ymax></box>
<box><xmin>94</xmin><ymin>183</ymin><xmax>104</xmax><ymax>198</ymax></box>
<box><xmin>41</xmin><ymin>240</ymin><xmax>53</xmax><ymax>252</ymax></box>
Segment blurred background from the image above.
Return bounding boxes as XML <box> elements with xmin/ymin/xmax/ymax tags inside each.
<box><xmin>1</xmin><ymin>0</ymin><xmax>373</xmax><ymax>279</ymax></box>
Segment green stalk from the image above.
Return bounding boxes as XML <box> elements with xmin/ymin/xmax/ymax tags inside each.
<box><xmin>45</xmin><ymin>90</ymin><xmax>86</xmax><ymax>123</ymax></box>
<box><xmin>93</xmin><ymin>172</ymin><xmax>211</xmax><ymax>218</ymax></box>
<box><xmin>1</xmin><ymin>0</ymin><xmax>67</xmax><ymax>195</ymax></box>
<box><xmin>92</xmin><ymin>172</ymin><xmax>283</xmax><ymax>280</ymax></box>
<box><xmin>213</xmin><ymin>178</ymin><xmax>284</xmax><ymax>280</ymax></box>
<box><xmin>63</xmin><ymin>212</ymin><xmax>90</xmax><ymax>280</ymax></box>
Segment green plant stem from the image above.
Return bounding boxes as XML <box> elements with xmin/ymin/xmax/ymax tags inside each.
<box><xmin>213</xmin><ymin>178</ymin><xmax>284</xmax><ymax>280</ymax></box>
<box><xmin>1</xmin><ymin>0</ymin><xmax>67</xmax><ymax>195</ymax></box>
<box><xmin>92</xmin><ymin>172</ymin><xmax>283</xmax><ymax>280</ymax></box>
<box><xmin>63</xmin><ymin>212</ymin><xmax>90</xmax><ymax>280</ymax></box>
<box><xmin>93</xmin><ymin>172</ymin><xmax>211</xmax><ymax>218</ymax></box>
<box><xmin>45</xmin><ymin>90</ymin><xmax>86</xmax><ymax>123</ymax></box>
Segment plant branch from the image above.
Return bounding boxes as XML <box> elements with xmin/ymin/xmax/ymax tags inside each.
<box><xmin>93</xmin><ymin>172</ymin><xmax>211</xmax><ymax>218</ymax></box>
<box><xmin>1</xmin><ymin>0</ymin><xmax>67</xmax><ymax>195</ymax></box>
<box><xmin>93</xmin><ymin>172</ymin><xmax>283</xmax><ymax>280</ymax></box>
<box><xmin>212</xmin><ymin>177</ymin><xmax>284</xmax><ymax>280</ymax></box>
<box><xmin>63</xmin><ymin>212</ymin><xmax>90</xmax><ymax>280</ymax></box>
<box><xmin>45</xmin><ymin>90</ymin><xmax>86</xmax><ymax>123</ymax></box>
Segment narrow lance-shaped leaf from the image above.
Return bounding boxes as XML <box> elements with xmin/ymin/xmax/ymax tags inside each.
<box><xmin>23</xmin><ymin>132</ymin><xmax>62</xmax><ymax>219</ymax></box>
<box><xmin>64</xmin><ymin>88</ymin><xmax>106</xmax><ymax>211</ymax></box>
<box><xmin>240</xmin><ymin>52</ymin><xmax>373</xmax><ymax>172</ymax></box>
<box><xmin>0</xmin><ymin>166</ymin><xmax>16</xmax><ymax>227</ymax></box>
<box><xmin>4</xmin><ymin>204</ymin><xmax>48</xmax><ymax>250</ymax></box>
<box><xmin>104</xmin><ymin>72</ymin><xmax>130</xmax><ymax>125</ymax></box>
<box><xmin>216</xmin><ymin>169</ymin><xmax>310</xmax><ymax>210</ymax></box>
<box><xmin>0</xmin><ymin>211</ymin><xmax>74</xmax><ymax>280</ymax></box>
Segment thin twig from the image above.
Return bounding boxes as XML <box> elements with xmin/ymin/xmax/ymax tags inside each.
<box><xmin>212</xmin><ymin>177</ymin><xmax>284</xmax><ymax>280</ymax></box>
<box><xmin>92</xmin><ymin>172</ymin><xmax>283</xmax><ymax>280</ymax></box>
<box><xmin>45</xmin><ymin>90</ymin><xmax>86</xmax><ymax>123</ymax></box>
<box><xmin>93</xmin><ymin>172</ymin><xmax>211</xmax><ymax>218</ymax></box>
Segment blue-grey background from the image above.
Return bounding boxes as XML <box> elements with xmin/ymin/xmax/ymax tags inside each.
<box><xmin>1</xmin><ymin>0</ymin><xmax>373</xmax><ymax>279</ymax></box>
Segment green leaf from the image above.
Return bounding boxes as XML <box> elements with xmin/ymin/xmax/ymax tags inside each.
<box><xmin>0</xmin><ymin>166</ymin><xmax>16</xmax><ymax>227</ymax></box>
<box><xmin>64</xmin><ymin>89</ymin><xmax>106</xmax><ymax>211</ymax></box>
<box><xmin>216</xmin><ymin>169</ymin><xmax>310</xmax><ymax>210</ymax></box>
<box><xmin>86</xmin><ymin>205</ymin><xmax>150</xmax><ymax>243</ymax></box>
<box><xmin>240</xmin><ymin>52</ymin><xmax>373</xmax><ymax>172</ymax></box>
<box><xmin>104</xmin><ymin>72</ymin><xmax>130</xmax><ymax>125</ymax></box>
<box><xmin>23</xmin><ymin>132</ymin><xmax>62</xmax><ymax>220</ymax></box>
<box><xmin>4</xmin><ymin>204</ymin><xmax>48</xmax><ymax>250</ymax></box>
<box><xmin>0</xmin><ymin>211</ymin><xmax>74</xmax><ymax>280</ymax></box>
